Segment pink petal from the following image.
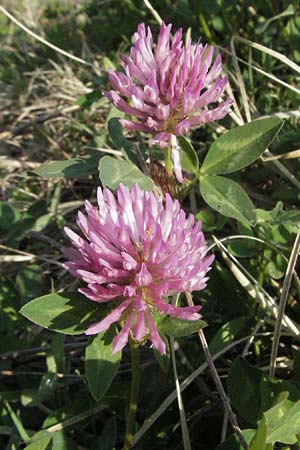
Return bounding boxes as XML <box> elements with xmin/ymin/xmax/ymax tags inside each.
<box><xmin>78</xmin><ymin>284</ymin><xmax>123</xmax><ymax>302</ymax></box>
<box><xmin>119</xmin><ymin>119</ymin><xmax>152</xmax><ymax>133</ymax></box>
<box><xmin>112</xmin><ymin>313</ymin><xmax>133</xmax><ymax>354</ymax></box>
<box><xmin>135</xmin><ymin>263</ymin><xmax>152</xmax><ymax>287</ymax></box>
<box><xmin>171</xmin><ymin>146</ymin><xmax>183</xmax><ymax>182</ymax></box>
<box><xmin>133</xmin><ymin>311</ymin><xmax>147</xmax><ymax>341</ymax></box>
<box><xmin>145</xmin><ymin>310</ymin><xmax>166</xmax><ymax>354</ymax></box>
<box><xmin>85</xmin><ymin>299</ymin><xmax>132</xmax><ymax>335</ymax></box>
<box><xmin>153</xmin><ymin>296</ymin><xmax>202</xmax><ymax>321</ymax></box>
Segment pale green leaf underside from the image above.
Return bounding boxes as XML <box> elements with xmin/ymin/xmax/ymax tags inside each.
<box><xmin>199</xmin><ymin>175</ymin><xmax>256</xmax><ymax>225</ymax></box>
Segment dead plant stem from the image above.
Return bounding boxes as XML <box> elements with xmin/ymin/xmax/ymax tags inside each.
<box><xmin>186</xmin><ymin>292</ymin><xmax>248</xmax><ymax>450</ymax></box>
<box><xmin>269</xmin><ymin>228</ymin><xmax>300</xmax><ymax>376</ymax></box>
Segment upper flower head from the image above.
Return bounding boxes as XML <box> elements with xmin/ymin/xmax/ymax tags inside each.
<box><xmin>63</xmin><ymin>183</ymin><xmax>214</xmax><ymax>354</ymax></box>
<box><xmin>104</xmin><ymin>22</ymin><xmax>231</xmax><ymax>148</ymax></box>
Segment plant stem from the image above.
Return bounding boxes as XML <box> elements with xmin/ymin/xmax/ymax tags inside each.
<box><xmin>165</xmin><ymin>147</ymin><xmax>173</xmax><ymax>176</ymax></box>
<box><xmin>186</xmin><ymin>293</ymin><xmax>249</xmax><ymax>450</ymax></box>
<box><xmin>123</xmin><ymin>341</ymin><xmax>140</xmax><ymax>450</ymax></box>
<box><xmin>198</xmin><ymin>329</ymin><xmax>248</xmax><ymax>449</ymax></box>
<box><xmin>170</xmin><ymin>336</ymin><xmax>191</xmax><ymax>450</ymax></box>
<box><xmin>198</xmin><ymin>12</ymin><xmax>214</xmax><ymax>44</ymax></box>
<box><xmin>269</xmin><ymin>228</ymin><xmax>300</xmax><ymax>377</ymax></box>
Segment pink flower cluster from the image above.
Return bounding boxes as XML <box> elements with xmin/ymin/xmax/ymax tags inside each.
<box><xmin>64</xmin><ymin>184</ymin><xmax>214</xmax><ymax>354</ymax></box>
<box><xmin>104</xmin><ymin>22</ymin><xmax>231</xmax><ymax>148</ymax></box>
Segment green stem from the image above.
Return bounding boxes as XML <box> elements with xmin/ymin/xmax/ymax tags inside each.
<box><xmin>123</xmin><ymin>341</ymin><xmax>140</xmax><ymax>450</ymax></box>
<box><xmin>198</xmin><ymin>12</ymin><xmax>214</xmax><ymax>44</ymax></box>
<box><xmin>258</xmin><ymin>225</ymin><xmax>270</xmax><ymax>286</ymax></box>
<box><xmin>165</xmin><ymin>147</ymin><xmax>173</xmax><ymax>176</ymax></box>
<box><xmin>188</xmin><ymin>0</ymin><xmax>214</xmax><ymax>44</ymax></box>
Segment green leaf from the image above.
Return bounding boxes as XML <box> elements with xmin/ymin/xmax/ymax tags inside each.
<box><xmin>255</xmin><ymin>4</ymin><xmax>295</xmax><ymax>34</ymax></box>
<box><xmin>271</xmin><ymin>209</ymin><xmax>300</xmax><ymax>225</ymax></box>
<box><xmin>42</xmin><ymin>392</ymin><xmax>97</xmax><ymax>428</ymax></box>
<box><xmin>178</xmin><ymin>136</ymin><xmax>199</xmax><ymax>173</ymax></box>
<box><xmin>255</xmin><ymin>208</ymin><xmax>273</xmax><ymax>224</ymax></box>
<box><xmin>195</xmin><ymin>209</ymin><xmax>216</xmax><ymax>231</ymax></box>
<box><xmin>107</xmin><ymin>105</ymin><xmax>125</xmax><ymax>122</ymax></box>
<box><xmin>199</xmin><ymin>175</ymin><xmax>256</xmax><ymax>225</ymax></box>
<box><xmin>249</xmin><ymin>418</ymin><xmax>267</xmax><ymax>450</ymax></box>
<box><xmin>209</xmin><ymin>317</ymin><xmax>249</xmax><ymax>356</ymax></box>
<box><xmin>0</xmin><ymin>202</ymin><xmax>20</xmax><ymax>231</ymax></box>
<box><xmin>4</xmin><ymin>399</ymin><xmax>30</xmax><ymax>443</ymax></box>
<box><xmin>227</xmin><ymin>356</ymin><xmax>263</xmax><ymax>425</ymax></box>
<box><xmin>215</xmin><ymin>429</ymin><xmax>256</xmax><ymax>450</ymax></box>
<box><xmin>20</xmin><ymin>292</ymin><xmax>106</xmax><ymax>335</ymax></box>
<box><xmin>85</xmin><ymin>327</ymin><xmax>121</xmax><ymax>401</ymax></box>
<box><xmin>33</xmin><ymin>152</ymin><xmax>101</xmax><ymax>178</ymax></box>
<box><xmin>0</xmin><ymin>276</ymin><xmax>21</xmax><ymax>333</ymax></box>
<box><xmin>94</xmin><ymin>416</ymin><xmax>117</xmax><ymax>450</ymax></box>
<box><xmin>264</xmin><ymin>392</ymin><xmax>300</xmax><ymax>444</ymax></box>
<box><xmin>31</xmin><ymin>214</ymin><xmax>53</xmax><ymax>232</ymax></box>
<box><xmin>228</xmin><ymin>222</ymin><xmax>259</xmax><ymax>257</ymax></box>
<box><xmin>201</xmin><ymin>118</ymin><xmax>283</xmax><ymax>175</ymax></box>
<box><xmin>76</xmin><ymin>90</ymin><xmax>103</xmax><ymax>108</ymax></box>
<box><xmin>99</xmin><ymin>156</ymin><xmax>154</xmax><ymax>191</ymax></box>
<box><xmin>51</xmin><ymin>430</ymin><xmax>77</xmax><ymax>450</ymax></box>
<box><xmin>16</xmin><ymin>265</ymin><xmax>43</xmax><ymax>306</ymax></box>
<box><xmin>24</xmin><ymin>435</ymin><xmax>52</xmax><ymax>450</ymax></box>
<box><xmin>108</xmin><ymin>117</ymin><xmax>141</xmax><ymax>167</ymax></box>
<box><xmin>157</xmin><ymin>316</ymin><xmax>206</xmax><ymax>338</ymax></box>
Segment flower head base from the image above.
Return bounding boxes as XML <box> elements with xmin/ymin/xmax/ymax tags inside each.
<box><xmin>63</xmin><ymin>184</ymin><xmax>214</xmax><ymax>354</ymax></box>
<box><xmin>104</xmin><ymin>22</ymin><xmax>231</xmax><ymax>148</ymax></box>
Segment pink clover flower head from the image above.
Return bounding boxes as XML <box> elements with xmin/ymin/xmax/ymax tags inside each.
<box><xmin>104</xmin><ymin>22</ymin><xmax>231</xmax><ymax>146</ymax></box>
<box><xmin>63</xmin><ymin>183</ymin><xmax>214</xmax><ymax>354</ymax></box>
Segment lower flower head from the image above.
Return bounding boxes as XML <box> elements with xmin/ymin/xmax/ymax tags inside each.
<box><xmin>63</xmin><ymin>183</ymin><xmax>214</xmax><ymax>354</ymax></box>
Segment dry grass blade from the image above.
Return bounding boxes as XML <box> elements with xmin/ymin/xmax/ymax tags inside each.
<box><xmin>143</xmin><ymin>0</ymin><xmax>163</xmax><ymax>25</ymax></box>
<box><xmin>132</xmin><ymin>334</ymin><xmax>263</xmax><ymax>446</ymax></box>
<box><xmin>263</xmin><ymin>150</ymin><xmax>300</xmax><ymax>191</ymax></box>
<box><xmin>242</xmin><ymin>321</ymin><xmax>263</xmax><ymax>358</ymax></box>
<box><xmin>185</xmin><ymin>293</ymin><xmax>248</xmax><ymax>450</ymax></box>
<box><xmin>233</xmin><ymin>35</ymin><xmax>300</xmax><ymax>75</ymax></box>
<box><xmin>0</xmin><ymin>158</ymin><xmax>40</xmax><ymax>170</ymax></box>
<box><xmin>225</xmin><ymin>80</ymin><xmax>244</xmax><ymax>124</ymax></box>
<box><xmin>227</xmin><ymin>36</ymin><xmax>300</xmax><ymax>192</ymax></box>
<box><xmin>207</xmin><ymin>235</ymin><xmax>300</xmax><ymax>298</ymax></box>
<box><xmin>0</xmin><ymin>105</ymin><xmax>80</xmax><ymax>141</ymax></box>
<box><xmin>0</xmin><ymin>255</ymin><xmax>34</xmax><ymax>263</ymax></box>
<box><xmin>45</xmin><ymin>405</ymin><xmax>108</xmax><ymax>433</ymax></box>
<box><xmin>259</xmin><ymin>110</ymin><xmax>300</xmax><ymax>120</ymax></box>
<box><xmin>0</xmin><ymin>244</ymin><xmax>62</xmax><ymax>267</ymax></box>
<box><xmin>170</xmin><ymin>337</ymin><xmax>191</xmax><ymax>450</ymax></box>
<box><xmin>227</xmin><ymin>76</ymin><xmax>300</xmax><ymax>190</ymax></box>
<box><xmin>262</xmin><ymin>149</ymin><xmax>300</xmax><ymax>161</ymax></box>
<box><xmin>213</xmin><ymin>237</ymin><xmax>300</xmax><ymax>338</ymax></box>
<box><xmin>222</xmin><ymin>46</ymin><xmax>300</xmax><ymax>96</ymax></box>
<box><xmin>0</xmin><ymin>6</ymin><xmax>93</xmax><ymax>67</ymax></box>
<box><xmin>269</xmin><ymin>228</ymin><xmax>300</xmax><ymax>376</ymax></box>
<box><xmin>230</xmin><ymin>37</ymin><xmax>251</xmax><ymax>123</ymax></box>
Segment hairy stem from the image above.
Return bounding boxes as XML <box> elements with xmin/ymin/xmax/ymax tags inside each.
<box><xmin>123</xmin><ymin>341</ymin><xmax>140</xmax><ymax>450</ymax></box>
<box><xmin>165</xmin><ymin>147</ymin><xmax>173</xmax><ymax>176</ymax></box>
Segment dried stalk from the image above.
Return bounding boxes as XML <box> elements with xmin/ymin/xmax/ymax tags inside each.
<box><xmin>269</xmin><ymin>228</ymin><xmax>300</xmax><ymax>376</ymax></box>
<box><xmin>186</xmin><ymin>292</ymin><xmax>248</xmax><ymax>450</ymax></box>
<box><xmin>0</xmin><ymin>6</ymin><xmax>93</xmax><ymax>67</ymax></box>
